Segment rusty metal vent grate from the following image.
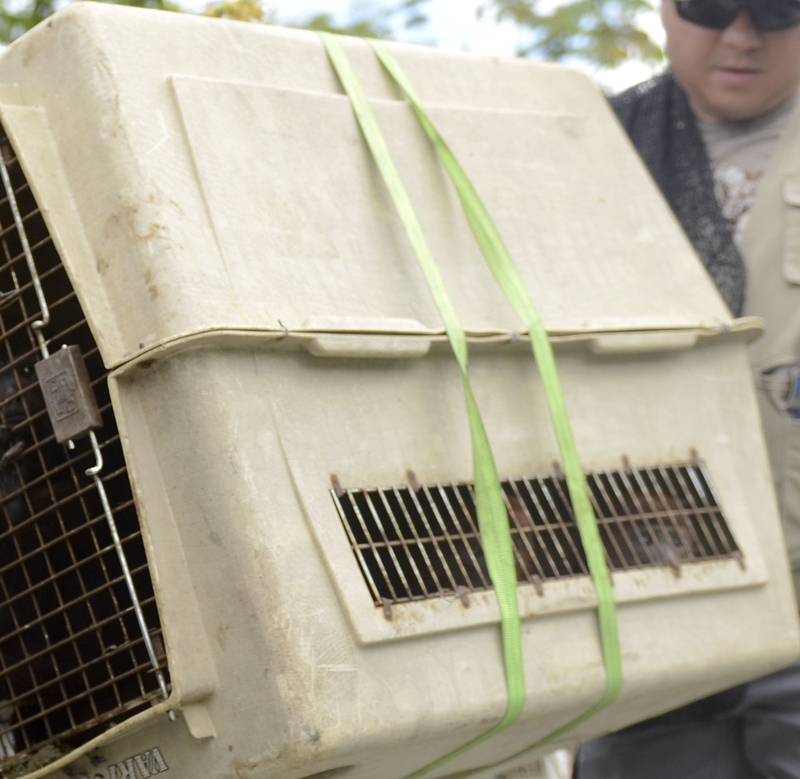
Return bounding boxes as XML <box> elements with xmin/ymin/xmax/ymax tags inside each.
<box><xmin>0</xmin><ymin>126</ymin><xmax>168</xmax><ymax>769</ymax></box>
<box><xmin>332</xmin><ymin>460</ymin><xmax>741</xmax><ymax>608</ymax></box>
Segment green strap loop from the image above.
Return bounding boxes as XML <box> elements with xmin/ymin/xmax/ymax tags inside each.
<box><xmin>322</xmin><ymin>32</ymin><xmax>623</xmax><ymax>777</ymax></box>
<box><xmin>368</xmin><ymin>39</ymin><xmax>623</xmax><ymax>771</ymax></box>
<box><xmin>321</xmin><ymin>32</ymin><xmax>526</xmax><ymax>777</ymax></box>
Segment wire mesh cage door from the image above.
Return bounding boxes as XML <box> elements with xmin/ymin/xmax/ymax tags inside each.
<box><xmin>0</xmin><ymin>122</ymin><xmax>170</xmax><ymax>769</ymax></box>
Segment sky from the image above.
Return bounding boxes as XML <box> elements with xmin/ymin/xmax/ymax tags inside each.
<box><xmin>183</xmin><ymin>0</ymin><xmax>668</xmax><ymax>92</ymax></box>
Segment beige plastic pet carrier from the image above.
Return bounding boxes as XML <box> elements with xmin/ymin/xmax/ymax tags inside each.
<box><xmin>0</xmin><ymin>5</ymin><xmax>796</xmax><ymax>779</ymax></box>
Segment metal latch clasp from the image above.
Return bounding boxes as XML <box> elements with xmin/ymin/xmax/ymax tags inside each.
<box><xmin>34</xmin><ymin>344</ymin><xmax>102</xmax><ymax>443</ymax></box>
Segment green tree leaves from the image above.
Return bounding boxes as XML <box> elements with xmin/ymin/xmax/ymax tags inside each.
<box><xmin>204</xmin><ymin>0</ymin><xmax>269</xmax><ymax>23</ymax></box>
<box><xmin>0</xmin><ymin>0</ymin><xmax>429</xmax><ymax>45</ymax></box>
<box><xmin>0</xmin><ymin>0</ymin><xmax>659</xmax><ymax>72</ymax></box>
<box><xmin>205</xmin><ymin>0</ymin><xmax>429</xmax><ymax>39</ymax></box>
<box><xmin>0</xmin><ymin>0</ymin><xmax>182</xmax><ymax>42</ymax></box>
<box><xmin>480</xmin><ymin>0</ymin><xmax>663</xmax><ymax>67</ymax></box>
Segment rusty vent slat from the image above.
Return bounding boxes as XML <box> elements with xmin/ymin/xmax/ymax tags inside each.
<box><xmin>332</xmin><ymin>461</ymin><xmax>741</xmax><ymax>607</ymax></box>
<box><xmin>0</xmin><ymin>128</ymin><xmax>168</xmax><ymax>769</ymax></box>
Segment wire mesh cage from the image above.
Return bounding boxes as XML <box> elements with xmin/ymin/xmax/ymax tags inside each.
<box><xmin>0</xmin><ymin>123</ymin><xmax>169</xmax><ymax>768</ymax></box>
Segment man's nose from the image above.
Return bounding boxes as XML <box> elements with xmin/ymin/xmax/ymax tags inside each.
<box><xmin>721</xmin><ymin>9</ymin><xmax>762</xmax><ymax>47</ymax></box>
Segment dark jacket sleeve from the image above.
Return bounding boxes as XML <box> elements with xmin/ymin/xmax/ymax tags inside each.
<box><xmin>605</xmin><ymin>72</ymin><xmax>746</xmax><ymax>316</ymax></box>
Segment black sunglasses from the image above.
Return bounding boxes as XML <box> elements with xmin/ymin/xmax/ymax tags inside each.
<box><xmin>675</xmin><ymin>0</ymin><xmax>800</xmax><ymax>30</ymax></box>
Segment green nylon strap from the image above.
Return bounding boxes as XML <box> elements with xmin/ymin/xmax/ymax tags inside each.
<box><xmin>321</xmin><ymin>32</ymin><xmax>526</xmax><ymax>777</ymax></box>
<box><xmin>322</xmin><ymin>32</ymin><xmax>623</xmax><ymax>777</ymax></box>
<box><xmin>368</xmin><ymin>40</ymin><xmax>623</xmax><ymax>772</ymax></box>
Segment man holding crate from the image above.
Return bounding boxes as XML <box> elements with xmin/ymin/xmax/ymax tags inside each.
<box><xmin>576</xmin><ymin>1</ymin><xmax>800</xmax><ymax>776</ymax></box>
